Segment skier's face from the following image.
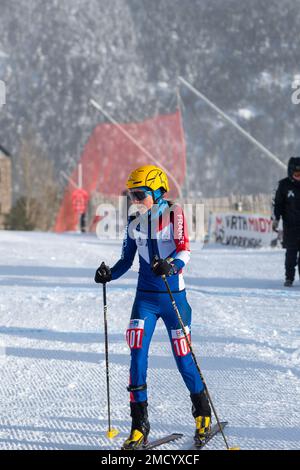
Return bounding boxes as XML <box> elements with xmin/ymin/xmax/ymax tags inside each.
<box><xmin>293</xmin><ymin>171</ymin><xmax>300</xmax><ymax>181</ymax></box>
<box><xmin>128</xmin><ymin>189</ymin><xmax>154</xmax><ymax>213</ymax></box>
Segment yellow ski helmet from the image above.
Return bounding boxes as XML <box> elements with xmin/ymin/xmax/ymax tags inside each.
<box><xmin>126</xmin><ymin>165</ymin><xmax>170</xmax><ymax>193</ymax></box>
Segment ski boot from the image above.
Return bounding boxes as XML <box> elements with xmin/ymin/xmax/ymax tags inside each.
<box><xmin>122</xmin><ymin>401</ymin><xmax>150</xmax><ymax>450</ymax></box>
<box><xmin>284</xmin><ymin>279</ymin><xmax>293</xmax><ymax>287</ymax></box>
<box><xmin>194</xmin><ymin>416</ymin><xmax>211</xmax><ymax>446</ymax></box>
<box><xmin>190</xmin><ymin>391</ymin><xmax>211</xmax><ymax>447</ymax></box>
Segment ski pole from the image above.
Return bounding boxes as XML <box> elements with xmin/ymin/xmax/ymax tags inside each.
<box><xmin>102</xmin><ymin>282</ymin><xmax>119</xmax><ymax>439</ymax></box>
<box><xmin>162</xmin><ymin>274</ymin><xmax>239</xmax><ymax>450</ymax></box>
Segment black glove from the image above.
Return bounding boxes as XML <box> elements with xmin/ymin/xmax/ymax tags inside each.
<box><xmin>94</xmin><ymin>262</ymin><xmax>112</xmax><ymax>284</ymax></box>
<box><xmin>272</xmin><ymin>219</ymin><xmax>279</xmax><ymax>232</ymax></box>
<box><xmin>151</xmin><ymin>256</ymin><xmax>176</xmax><ymax>277</ymax></box>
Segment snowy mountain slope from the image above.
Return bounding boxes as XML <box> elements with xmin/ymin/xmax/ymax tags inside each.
<box><xmin>1</xmin><ymin>0</ymin><xmax>300</xmax><ymax>196</ymax></box>
<box><xmin>0</xmin><ymin>231</ymin><xmax>299</xmax><ymax>450</ymax></box>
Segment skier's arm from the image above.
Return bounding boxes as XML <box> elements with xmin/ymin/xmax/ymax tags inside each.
<box><xmin>171</xmin><ymin>205</ymin><xmax>191</xmax><ymax>271</ymax></box>
<box><xmin>272</xmin><ymin>181</ymin><xmax>284</xmax><ymax>222</ymax></box>
<box><xmin>110</xmin><ymin>217</ymin><xmax>137</xmax><ymax>280</ymax></box>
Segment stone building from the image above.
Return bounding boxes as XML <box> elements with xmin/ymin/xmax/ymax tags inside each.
<box><xmin>0</xmin><ymin>144</ymin><xmax>12</xmax><ymax>229</ymax></box>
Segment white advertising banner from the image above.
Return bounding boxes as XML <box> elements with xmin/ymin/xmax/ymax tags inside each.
<box><xmin>208</xmin><ymin>212</ymin><xmax>277</xmax><ymax>248</ymax></box>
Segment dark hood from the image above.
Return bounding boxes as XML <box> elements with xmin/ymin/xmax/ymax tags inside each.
<box><xmin>288</xmin><ymin>157</ymin><xmax>300</xmax><ymax>183</ymax></box>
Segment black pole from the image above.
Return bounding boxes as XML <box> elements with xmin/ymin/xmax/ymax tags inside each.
<box><xmin>162</xmin><ymin>275</ymin><xmax>231</xmax><ymax>450</ymax></box>
<box><xmin>103</xmin><ymin>282</ymin><xmax>112</xmax><ymax>433</ymax></box>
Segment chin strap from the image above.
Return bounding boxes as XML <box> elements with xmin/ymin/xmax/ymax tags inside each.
<box><xmin>151</xmin><ymin>188</ymin><xmax>165</xmax><ymax>203</ymax></box>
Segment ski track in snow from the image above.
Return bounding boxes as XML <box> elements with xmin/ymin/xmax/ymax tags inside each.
<box><xmin>0</xmin><ymin>231</ymin><xmax>299</xmax><ymax>450</ymax></box>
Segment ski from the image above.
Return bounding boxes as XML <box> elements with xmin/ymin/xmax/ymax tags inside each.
<box><xmin>189</xmin><ymin>421</ymin><xmax>228</xmax><ymax>450</ymax></box>
<box><xmin>141</xmin><ymin>433</ymin><xmax>184</xmax><ymax>450</ymax></box>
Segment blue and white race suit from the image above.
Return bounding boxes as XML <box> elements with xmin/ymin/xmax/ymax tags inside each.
<box><xmin>111</xmin><ymin>198</ymin><xmax>204</xmax><ymax>402</ymax></box>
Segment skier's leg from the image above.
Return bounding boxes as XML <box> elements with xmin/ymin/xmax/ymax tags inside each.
<box><xmin>160</xmin><ymin>290</ymin><xmax>211</xmax><ymax>445</ymax></box>
<box><xmin>127</xmin><ymin>294</ymin><xmax>158</xmax><ymax>403</ymax></box>
<box><xmin>160</xmin><ymin>291</ymin><xmax>210</xmax><ymax>403</ymax></box>
<box><xmin>122</xmin><ymin>292</ymin><xmax>158</xmax><ymax>449</ymax></box>
<box><xmin>160</xmin><ymin>291</ymin><xmax>202</xmax><ymax>393</ymax></box>
<box><xmin>285</xmin><ymin>248</ymin><xmax>297</xmax><ymax>284</ymax></box>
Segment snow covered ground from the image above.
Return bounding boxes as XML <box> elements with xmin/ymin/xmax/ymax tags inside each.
<box><xmin>0</xmin><ymin>231</ymin><xmax>299</xmax><ymax>450</ymax></box>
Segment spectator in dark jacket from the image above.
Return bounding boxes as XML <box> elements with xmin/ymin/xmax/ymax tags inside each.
<box><xmin>272</xmin><ymin>157</ymin><xmax>300</xmax><ymax>286</ymax></box>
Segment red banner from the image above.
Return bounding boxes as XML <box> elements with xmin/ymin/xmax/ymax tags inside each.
<box><xmin>55</xmin><ymin>110</ymin><xmax>186</xmax><ymax>232</ymax></box>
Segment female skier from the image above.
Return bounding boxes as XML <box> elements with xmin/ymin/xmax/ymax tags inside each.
<box><xmin>94</xmin><ymin>165</ymin><xmax>211</xmax><ymax>449</ymax></box>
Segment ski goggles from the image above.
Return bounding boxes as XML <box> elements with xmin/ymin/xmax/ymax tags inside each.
<box><xmin>128</xmin><ymin>189</ymin><xmax>152</xmax><ymax>201</ymax></box>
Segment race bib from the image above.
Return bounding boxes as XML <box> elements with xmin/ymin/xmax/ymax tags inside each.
<box><xmin>171</xmin><ymin>326</ymin><xmax>191</xmax><ymax>357</ymax></box>
<box><xmin>126</xmin><ymin>319</ymin><xmax>145</xmax><ymax>349</ymax></box>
